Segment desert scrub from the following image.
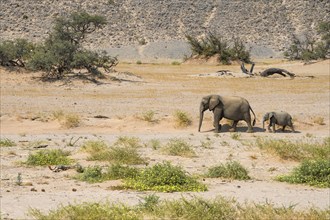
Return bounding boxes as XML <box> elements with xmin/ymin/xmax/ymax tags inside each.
<box><xmin>63</xmin><ymin>113</ymin><xmax>81</xmax><ymax>128</ymax></box>
<box><xmin>113</xmin><ymin>136</ymin><xmax>142</xmax><ymax>148</ymax></box>
<box><xmin>81</xmin><ymin>139</ymin><xmax>145</xmax><ymax>164</ymax></box>
<box><xmin>312</xmin><ymin>116</ymin><xmax>325</xmax><ymax>125</ymax></box>
<box><xmin>255</xmin><ymin>137</ymin><xmax>330</xmax><ymax>161</ymax></box>
<box><xmin>206</xmin><ymin>161</ymin><xmax>251</xmax><ymax>180</ymax></box>
<box><xmin>75</xmin><ymin>164</ymin><xmax>139</xmax><ymax>183</ymax></box>
<box><xmin>276</xmin><ymin>159</ymin><xmax>330</xmax><ymax>188</ymax></box>
<box><xmin>146</xmin><ymin>139</ymin><xmax>161</xmax><ymax>150</ymax></box>
<box><xmin>25</xmin><ymin>149</ymin><xmax>73</xmax><ymax>166</ymax></box>
<box><xmin>0</xmin><ymin>138</ymin><xmax>16</xmax><ymax>147</ymax></box>
<box><xmin>230</xmin><ymin>133</ymin><xmax>241</xmax><ymax>140</ymax></box>
<box><xmin>122</xmin><ymin>162</ymin><xmax>207</xmax><ymax>192</ymax></box>
<box><xmin>173</xmin><ymin>110</ymin><xmax>192</xmax><ymax>127</ymax></box>
<box><xmin>29</xmin><ymin>196</ymin><xmax>330</xmax><ymax>220</ymax></box>
<box><xmin>140</xmin><ymin>110</ymin><xmax>157</xmax><ymax>123</ymax></box>
<box><xmin>162</xmin><ymin>138</ymin><xmax>196</xmax><ymax>157</ymax></box>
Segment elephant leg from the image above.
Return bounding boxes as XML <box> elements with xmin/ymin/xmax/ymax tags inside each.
<box><xmin>272</xmin><ymin>123</ymin><xmax>276</xmax><ymax>133</ymax></box>
<box><xmin>244</xmin><ymin>113</ymin><xmax>253</xmax><ymax>133</ymax></box>
<box><xmin>289</xmin><ymin>122</ymin><xmax>295</xmax><ymax>132</ymax></box>
<box><xmin>213</xmin><ymin>108</ymin><xmax>222</xmax><ymax>133</ymax></box>
<box><xmin>229</xmin><ymin>121</ymin><xmax>238</xmax><ymax>132</ymax></box>
<box><xmin>282</xmin><ymin>125</ymin><xmax>286</xmax><ymax>132</ymax></box>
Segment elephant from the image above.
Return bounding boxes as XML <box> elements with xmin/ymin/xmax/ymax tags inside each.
<box><xmin>198</xmin><ymin>95</ymin><xmax>256</xmax><ymax>133</ymax></box>
<box><xmin>262</xmin><ymin>111</ymin><xmax>295</xmax><ymax>133</ymax></box>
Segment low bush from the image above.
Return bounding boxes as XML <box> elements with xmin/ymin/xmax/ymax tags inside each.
<box><xmin>173</xmin><ymin>110</ymin><xmax>192</xmax><ymax>127</ymax></box>
<box><xmin>0</xmin><ymin>138</ymin><xmax>16</xmax><ymax>147</ymax></box>
<box><xmin>206</xmin><ymin>161</ymin><xmax>251</xmax><ymax>180</ymax></box>
<box><xmin>75</xmin><ymin>164</ymin><xmax>139</xmax><ymax>183</ymax></box>
<box><xmin>123</xmin><ymin>162</ymin><xmax>207</xmax><ymax>192</ymax></box>
<box><xmin>81</xmin><ymin>139</ymin><xmax>145</xmax><ymax>164</ymax></box>
<box><xmin>29</xmin><ymin>196</ymin><xmax>330</xmax><ymax>220</ymax></box>
<box><xmin>63</xmin><ymin>114</ymin><xmax>81</xmax><ymax>128</ymax></box>
<box><xmin>277</xmin><ymin>159</ymin><xmax>330</xmax><ymax>188</ymax></box>
<box><xmin>186</xmin><ymin>32</ymin><xmax>251</xmax><ymax>64</ymax></box>
<box><xmin>113</xmin><ymin>136</ymin><xmax>141</xmax><ymax>148</ymax></box>
<box><xmin>255</xmin><ymin>137</ymin><xmax>330</xmax><ymax>161</ymax></box>
<box><xmin>140</xmin><ymin>110</ymin><xmax>156</xmax><ymax>123</ymax></box>
<box><xmin>162</xmin><ymin>138</ymin><xmax>196</xmax><ymax>157</ymax></box>
<box><xmin>25</xmin><ymin>149</ymin><xmax>73</xmax><ymax>166</ymax></box>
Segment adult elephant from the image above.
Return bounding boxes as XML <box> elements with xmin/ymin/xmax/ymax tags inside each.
<box><xmin>198</xmin><ymin>95</ymin><xmax>256</xmax><ymax>133</ymax></box>
<box><xmin>262</xmin><ymin>111</ymin><xmax>295</xmax><ymax>133</ymax></box>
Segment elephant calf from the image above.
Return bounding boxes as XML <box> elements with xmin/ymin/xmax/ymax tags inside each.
<box><xmin>262</xmin><ymin>111</ymin><xmax>295</xmax><ymax>133</ymax></box>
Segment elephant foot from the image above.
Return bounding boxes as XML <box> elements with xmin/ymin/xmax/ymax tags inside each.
<box><xmin>229</xmin><ymin>128</ymin><xmax>236</xmax><ymax>132</ymax></box>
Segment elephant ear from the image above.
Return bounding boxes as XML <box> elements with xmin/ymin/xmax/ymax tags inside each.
<box><xmin>209</xmin><ymin>95</ymin><xmax>220</xmax><ymax>111</ymax></box>
<box><xmin>269</xmin><ymin>112</ymin><xmax>275</xmax><ymax>120</ymax></box>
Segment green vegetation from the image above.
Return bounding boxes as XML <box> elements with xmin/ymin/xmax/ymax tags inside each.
<box><xmin>80</xmin><ymin>138</ymin><xmax>145</xmax><ymax>164</ymax></box>
<box><xmin>63</xmin><ymin>113</ymin><xmax>81</xmax><ymax>128</ymax></box>
<box><xmin>206</xmin><ymin>161</ymin><xmax>251</xmax><ymax>180</ymax></box>
<box><xmin>186</xmin><ymin>32</ymin><xmax>251</xmax><ymax>64</ymax></box>
<box><xmin>256</xmin><ymin>137</ymin><xmax>330</xmax><ymax>161</ymax></box>
<box><xmin>0</xmin><ymin>11</ymin><xmax>118</xmax><ymax>79</ymax></box>
<box><xmin>146</xmin><ymin>139</ymin><xmax>161</xmax><ymax>150</ymax></box>
<box><xmin>277</xmin><ymin>159</ymin><xmax>330</xmax><ymax>188</ymax></box>
<box><xmin>230</xmin><ymin>133</ymin><xmax>241</xmax><ymax>140</ymax></box>
<box><xmin>113</xmin><ymin>136</ymin><xmax>141</xmax><ymax>148</ymax></box>
<box><xmin>173</xmin><ymin>110</ymin><xmax>192</xmax><ymax>127</ymax></box>
<box><xmin>140</xmin><ymin>110</ymin><xmax>156</xmax><ymax>123</ymax></box>
<box><xmin>122</xmin><ymin>162</ymin><xmax>207</xmax><ymax>192</ymax></box>
<box><xmin>25</xmin><ymin>149</ymin><xmax>73</xmax><ymax>166</ymax></box>
<box><xmin>75</xmin><ymin>164</ymin><xmax>139</xmax><ymax>183</ymax></box>
<box><xmin>284</xmin><ymin>21</ymin><xmax>329</xmax><ymax>61</ymax></box>
<box><xmin>0</xmin><ymin>138</ymin><xmax>16</xmax><ymax>147</ymax></box>
<box><xmin>162</xmin><ymin>138</ymin><xmax>196</xmax><ymax>157</ymax></box>
<box><xmin>0</xmin><ymin>38</ymin><xmax>34</xmax><ymax>67</ymax></box>
<box><xmin>29</xmin><ymin>196</ymin><xmax>330</xmax><ymax>220</ymax></box>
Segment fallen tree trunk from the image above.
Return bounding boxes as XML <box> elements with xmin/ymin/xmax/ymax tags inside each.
<box><xmin>260</xmin><ymin>68</ymin><xmax>295</xmax><ymax>77</ymax></box>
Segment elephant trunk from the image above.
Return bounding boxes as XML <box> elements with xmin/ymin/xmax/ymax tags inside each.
<box><xmin>198</xmin><ymin>105</ymin><xmax>205</xmax><ymax>132</ymax></box>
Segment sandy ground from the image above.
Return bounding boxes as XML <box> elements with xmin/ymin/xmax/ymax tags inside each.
<box><xmin>0</xmin><ymin>59</ymin><xmax>329</xmax><ymax>219</ymax></box>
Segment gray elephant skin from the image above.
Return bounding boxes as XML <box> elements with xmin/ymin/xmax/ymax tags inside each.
<box><xmin>198</xmin><ymin>95</ymin><xmax>256</xmax><ymax>133</ymax></box>
<box><xmin>262</xmin><ymin>111</ymin><xmax>295</xmax><ymax>132</ymax></box>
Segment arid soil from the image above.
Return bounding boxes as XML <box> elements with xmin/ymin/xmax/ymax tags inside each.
<box><xmin>0</xmin><ymin>60</ymin><xmax>329</xmax><ymax>219</ymax></box>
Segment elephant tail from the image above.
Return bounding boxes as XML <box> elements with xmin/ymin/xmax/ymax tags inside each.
<box><xmin>249</xmin><ymin>106</ymin><xmax>256</xmax><ymax>126</ymax></box>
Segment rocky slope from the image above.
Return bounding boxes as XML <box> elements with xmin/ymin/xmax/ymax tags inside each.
<box><xmin>0</xmin><ymin>0</ymin><xmax>329</xmax><ymax>60</ymax></box>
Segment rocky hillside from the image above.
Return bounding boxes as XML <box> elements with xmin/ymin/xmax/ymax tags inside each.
<box><xmin>0</xmin><ymin>0</ymin><xmax>329</xmax><ymax>60</ymax></box>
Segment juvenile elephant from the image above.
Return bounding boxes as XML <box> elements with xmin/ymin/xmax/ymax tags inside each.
<box><xmin>262</xmin><ymin>111</ymin><xmax>295</xmax><ymax>133</ymax></box>
<box><xmin>198</xmin><ymin>95</ymin><xmax>256</xmax><ymax>133</ymax></box>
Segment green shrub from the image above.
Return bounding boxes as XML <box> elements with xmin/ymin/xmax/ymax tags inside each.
<box><xmin>206</xmin><ymin>161</ymin><xmax>251</xmax><ymax>180</ymax></box>
<box><xmin>277</xmin><ymin>159</ymin><xmax>330</xmax><ymax>188</ymax></box>
<box><xmin>123</xmin><ymin>162</ymin><xmax>207</xmax><ymax>192</ymax></box>
<box><xmin>29</xmin><ymin>202</ymin><xmax>141</xmax><ymax>220</ymax></box>
<box><xmin>76</xmin><ymin>165</ymin><xmax>103</xmax><ymax>183</ymax></box>
<box><xmin>29</xmin><ymin>196</ymin><xmax>330</xmax><ymax>220</ymax></box>
<box><xmin>185</xmin><ymin>32</ymin><xmax>251</xmax><ymax>64</ymax></box>
<box><xmin>27</xmin><ymin>11</ymin><xmax>117</xmax><ymax>79</ymax></box>
<box><xmin>108</xmin><ymin>146</ymin><xmax>146</xmax><ymax>165</ymax></box>
<box><xmin>75</xmin><ymin>164</ymin><xmax>139</xmax><ymax>183</ymax></box>
<box><xmin>25</xmin><ymin>149</ymin><xmax>73</xmax><ymax>166</ymax></box>
<box><xmin>162</xmin><ymin>138</ymin><xmax>196</xmax><ymax>157</ymax></box>
<box><xmin>0</xmin><ymin>38</ymin><xmax>34</xmax><ymax>67</ymax></box>
<box><xmin>173</xmin><ymin>110</ymin><xmax>192</xmax><ymax>127</ymax></box>
<box><xmin>113</xmin><ymin>136</ymin><xmax>141</xmax><ymax>148</ymax></box>
<box><xmin>0</xmin><ymin>138</ymin><xmax>16</xmax><ymax>147</ymax></box>
<box><xmin>284</xmin><ymin>22</ymin><xmax>329</xmax><ymax>61</ymax></box>
<box><xmin>105</xmin><ymin>164</ymin><xmax>139</xmax><ymax>180</ymax></box>
<box><xmin>81</xmin><ymin>139</ymin><xmax>145</xmax><ymax>164</ymax></box>
<box><xmin>63</xmin><ymin>114</ymin><xmax>81</xmax><ymax>128</ymax></box>
<box><xmin>138</xmin><ymin>194</ymin><xmax>160</xmax><ymax>212</ymax></box>
<box><xmin>141</xmin><ymin>110</ymin><xmax>156</xmax><ymax>123</ymax></box>
<box><xmin>256</xmin><ymin>137</ymin><xmax>330</xmax><ymax>161</ymax></box>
